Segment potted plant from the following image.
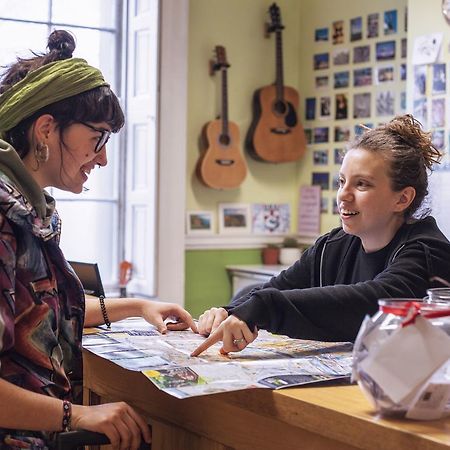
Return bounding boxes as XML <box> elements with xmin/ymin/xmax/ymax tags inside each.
<box><xmin>279</xmin><ymin>236</ymin><xmax>302</xmax><ymax>266</ymax></box>
<box><xmin>261</xmin><ymin>243</ymin><xmax>280</xmax><ymax>265</ymax></box>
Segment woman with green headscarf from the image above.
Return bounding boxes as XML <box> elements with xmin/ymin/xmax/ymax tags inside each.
<box><xmin>0</xmin><ymin>30</ymin><xmax>196</xmax><ymax>450</ymax></box>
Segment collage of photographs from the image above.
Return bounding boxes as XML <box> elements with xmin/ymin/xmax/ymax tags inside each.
<box><xmin>413</xmin><ymin>62</ymin><xmax>447</xmax><ymax>152</ymax></box>
<box><xmin>305</xmin><ymin>8</ymin><xmax>407</xmax><ymax>215</ymax></box>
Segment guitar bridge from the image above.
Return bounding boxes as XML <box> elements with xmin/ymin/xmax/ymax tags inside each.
<box><xmin>215</xmin><ymin>159</ymin><xmax>235</xmax><ymax>166</ymax></box>
<box><xmin>270</xmin><ymin>128</ymin><xmax>292</xmax><ymax>135</ymax></box>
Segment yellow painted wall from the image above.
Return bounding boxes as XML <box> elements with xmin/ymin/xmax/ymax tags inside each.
<box><xmin>187</xmin><ymin>0</ymin><xmax>302</xmax><ymax>234</ymax></box>
<box><xmin>187</xmin><ymin>0</ymin><xmax>408</xmax><ymax>236</ymax></box>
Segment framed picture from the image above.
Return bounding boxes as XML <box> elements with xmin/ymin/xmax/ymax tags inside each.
<box><xmin>218</xmin><ymin>203</ymin><xmax>251</xmax><ymax>234</ymax></box>
<box><xmin>251</xmin><ymin>204</ymin><xmax>290</xmax><ymax>234</ymax></box>
<box><xmin>186</xmin><ymin>211</ymin><xmax>214</xmax><ymax>235</ymax></box>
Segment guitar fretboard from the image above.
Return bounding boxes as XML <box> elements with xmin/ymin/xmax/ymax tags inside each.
<box><xmin>221</xmin><ymin>67</ymin><xmax>229</xmax><ymax>138</ymax></box>
<box><xmin>275</xmin><ymin>29</ymin><xmax>284</xmax><ymax>102</ymax></box>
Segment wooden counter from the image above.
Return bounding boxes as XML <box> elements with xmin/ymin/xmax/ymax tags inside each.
<box><xmin>83</xmin><ymin>350</ymin><xmax>450</xmax><ymax>450</ymax></box>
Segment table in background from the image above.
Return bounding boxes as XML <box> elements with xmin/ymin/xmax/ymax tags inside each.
<box><xmin>83</xmin><ymin>350</ymin><xmax>450</xmax><ymax>450</ymax></box>
<box><xmin>225</xmin><ymin>264</ymin><xmax>288</xmax><ymax>296</ymax></box>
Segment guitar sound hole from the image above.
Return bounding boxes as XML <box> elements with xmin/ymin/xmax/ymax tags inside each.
<box><xmin>273</xmin><ymin>100</ymin><xmax>287</xmax><ymax>116</ymax></box>
<box><xmin>219</xmin><ymin>134</ymin><xmax>230</xmax><ymax>145</ymax></box>
<box><xmin>215</xmin><ymin>159</ymin><xmax>235</xmax><ymax>166</ymax></box>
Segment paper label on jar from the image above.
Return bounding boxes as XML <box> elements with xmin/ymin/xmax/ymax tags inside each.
<box><xmin>359</xmin><ymin>315</ymin><xmax>450</xmax><ymax>404</ymax></box>
<box><xmin>405</xmin><ymin>380</ymin><xmax>450</xmax><ymax>420</ymax></box>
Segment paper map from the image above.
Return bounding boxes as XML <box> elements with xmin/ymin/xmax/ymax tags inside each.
<box><xmin>83</xmin><ymin>317</ymin><xmax>353</xmax><ymax>399</ymax></box>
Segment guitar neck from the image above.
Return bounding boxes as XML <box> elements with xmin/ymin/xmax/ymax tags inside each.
<box><xmin>221</xmin><ymin>68</ymin><xmax>229</xmax><ymax>136</ymax></box>
<box><xmin>275</xmin><ymin>29</ymin><xmax>284</xmax><ymax>101</ymax></box>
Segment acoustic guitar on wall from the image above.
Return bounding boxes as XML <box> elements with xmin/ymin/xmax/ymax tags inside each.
<box><xmin>246</xmin><ymin>3</ymin><xmax>307</xmax><ymax>163</ymax></box>
<box><xmin>196</xmin><ymin>45</ymin><xmax>247</xmax><ymax>190</ymax></box>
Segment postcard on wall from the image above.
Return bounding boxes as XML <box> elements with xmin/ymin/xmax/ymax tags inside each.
<box><xmin>431</xmin><ymin>98</ymin><xmax>445</xmax><ymax>128</ymax></box>
<box><xmin>251</xmin><ymin>204</ymin><xmax>290</xmax><ymax>235</ymax></box>
<box><xmin>314</xmin><ymin>52</ymin><xmax>329</xmax><ymax>70</ymax></box>
<box><xmin>304</xmin><ymin>128</ymin><xmax>312</xmax><ymax>144</ymax></box>
<box><xmin>298</xmin><ymin>185</ymin><xmax>321</xmax><ymax>237</ymax></box>
<box><xmin>331</xmin><ymin>173</ymin><xmax>340</xmax><ymax>191</ymax></box>
<box><xmin>313</xmin><ymin>150</ymin><xmax>329</xmax><ymax>165</ymax></box>
<box><xmin>353</xmin><ymin>93</ymin><xmax>372</xmax><ymax>119</ymax></box>
<box><xmin>376</xmin><ymin>91</ymin><xmax>395</xmax><ymax>117</ymax></box>
<box><xmin>312</xmin><ymin>172</ymin><xmax>330</xmax><ymax>191</ymax></box>
<box><xmin>353</xmin><ymin>67</ymin><xmax>372</xmax><ymax>87</ymax></box>
<box><xmin>376</xmin><ymin>40</ymin><xmax>396</xmax><ymax>61</ymax></box>
<box><xmin>319</xmin><ymin>96</ymin><xmax>331</xmax><ymax>119</ymax></box>
<box><xmin>334</xmin><ymin>71</ymin><xmax>349</xmax><ymax>89</ymax></box>
<box><xmin>400</xmin><ymin>92</ymin><xmax>406</xmax><ymax>112</ymax></box>
<box><xmin>332</xmin><ymin>20</ymin><xmax>344</xmax><ymax>44</ymax></box>
<box><xmin>413</xmin><ymin>65</ymin><xmax>427</xmax><ymax>97</ymax></box>
<box><xmin>334</xmin><ymin>126</ymin><xmax>350</xmax><ymax>143</ymax></box>
<box><xmin>305</xmin><ymin>97</ymin><xmax>316</xmax><ymax>120</ymax></box>
<box><xmin>335</xmin><ymin>94</ymin><xmax>348</xmax><ymax>120</ymax></box>
<box><xmin>367</xmin><ymin>13</ymin><xmax>379</xmax><ymax>38</ymax></box>
<box><xmin>353</xmin><ymin>45</ymin><xmax>370</xmax><ymax>64</ymax></box>
<box><xmin>334</xmin><ymin>148</ymin><xmax>345</xmax><ymax>165</ymax></box>
<box><xmin>332</xmin><ymin>48</ymin><xmax>350</xmax><ymax>65</ymax></box>
<box><xmin>412</xmin><ymin>33</ymin><xmax>443</xmax><ymax>65</ymax></box>
<box><xmin>315</xmin><ymin>75</ymin><xmax>329</xmax><ymax>89</ymax></box>
<box><xmin>350</xmin><ymin>17</ymin><xmax>362</xmax><ymax>42</ymax></box>
<box><xmin>315</xmin><ymin>27</ymin><xmax>329</xmax><ymax>42</ymax></box>
<box><xmin>413</xmin><ymin>98</ymin><xmax>428</xmax><ymax>129</ymax></box>
<box><xmin>432</xmin><ymin>130</ymin><xmax>445</xmax><ymax>150</ymax></box>
<box><xmin>376</xmin><ymin>65</ymin><xmax>395</xmax><ymax>84</ymax></box>
<box><xmin>320</xmin><ymin>197</ymin><xmax>329</xmax><ymax>213</ymax></box>
<box><xmin>400</xmin><ymin>63</ymin><xmax>407</xmax><ymax>81</ymax></box>
<box><xmin>384</xmin><ymin>10</ymin><xmax>397</xmax><ymax>35</ymax></box>
<box><xmin>432</xmin><ymin>63</ymin><xmax>446</xmax><ymax>95</ymax></box>
<box><xmin>401</xmin><ymin>38</ymin><xmax>407</xmax><ymax>58</ymax></box>
<box><xmin>313</xmin><ymin>127</ymin><xmax>329</xmax><ymax>143</ymax></box>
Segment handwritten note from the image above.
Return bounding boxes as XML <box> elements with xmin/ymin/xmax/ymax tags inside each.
<box><xmin>412</xmin><ymin>33</ymin><xmax>443</xmax><ymax>65</ymax></box>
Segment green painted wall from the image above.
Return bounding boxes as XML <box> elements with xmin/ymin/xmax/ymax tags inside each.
<box><xmin>185</xmin><ymin>249</ymin><xmax>261</xmax><ymax>318</ymax></box>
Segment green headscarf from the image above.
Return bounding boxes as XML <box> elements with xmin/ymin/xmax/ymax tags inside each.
<box><xmin>0</xmin><ymin>57</ymin><xmax>108</xmax><ymax>138</ymax></box>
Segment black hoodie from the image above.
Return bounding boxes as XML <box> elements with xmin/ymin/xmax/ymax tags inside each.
<box><xmin>227</xmin><ymin>217</ymin><xmax>450</xmax><ymax>342</ymax></box>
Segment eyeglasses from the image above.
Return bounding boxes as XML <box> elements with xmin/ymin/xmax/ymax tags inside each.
<box><xmin>79</xmin><ymin>121</ymin><xmax>112</xmax><ymax>153</ymax></box>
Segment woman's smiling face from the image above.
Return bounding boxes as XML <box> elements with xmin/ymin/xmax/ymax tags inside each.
<box><xmin>27</xmin><ymin>117</ymin><xmax>110</xmax><ymax>194</ymax></box>
<box><xmin>337</xmin><ymin>147</ymin><xmax>413</xmax><ymax>252</ymax></box>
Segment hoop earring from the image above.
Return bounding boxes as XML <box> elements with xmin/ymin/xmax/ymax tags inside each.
<box><xmin>35</xmin><ymin>142</ymin><xmax>49</xmax><ymax>164</ymax></box>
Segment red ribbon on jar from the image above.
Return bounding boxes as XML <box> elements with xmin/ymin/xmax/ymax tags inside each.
<box><xmin>381</xmin><ymin>301</ymin><xmax>450</xmax><ymax>327</ymax></box>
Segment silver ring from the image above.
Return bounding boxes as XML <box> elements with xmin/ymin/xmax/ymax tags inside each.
<box><xmin>233</xmin><ymin>338</ymin><xmax>245</xmax><ymax>345</ymax></box>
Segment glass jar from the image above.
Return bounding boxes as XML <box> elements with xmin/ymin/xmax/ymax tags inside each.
<box><xmin>352</xmin><ymin>299</ymin><xmax>450</xmax><ymax>418</ymax></box>
<box><xmin>426</xmin><ymin>288</ymin><xmax>450</xmax><ymax>302</ymax></box>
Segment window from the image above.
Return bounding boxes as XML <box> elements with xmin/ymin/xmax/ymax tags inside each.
<box><xmin>0</xmin><ymin>0</ymin><xmax>187</xmax><ymax>303</ymax></box>
<box><xmin>0</xmin><ymin>0</ymin><xmax>125</xmax><ymax>291</ymax></box>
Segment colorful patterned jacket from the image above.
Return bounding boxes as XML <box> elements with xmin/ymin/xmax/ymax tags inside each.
<box><xmin>0</xmin><ymin>175</ymin><xmax>85</xmax><ymax>448</ymax></box>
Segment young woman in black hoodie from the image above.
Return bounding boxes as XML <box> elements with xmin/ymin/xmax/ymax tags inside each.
<box><xmin>192</xmin><ymin>114</ymin><xmax>450</xmax><ymax>356</ymax></box>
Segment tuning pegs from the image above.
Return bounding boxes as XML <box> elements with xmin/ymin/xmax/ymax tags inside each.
<box><xmin>264</xmin><ymin>22</ymin><xmax>271</xmax><ymax>38</ymax></box>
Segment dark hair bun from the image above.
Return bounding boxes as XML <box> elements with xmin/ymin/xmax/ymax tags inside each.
<box><xmin>47</xmin><ymin>30</ymin><xmax>75</xmax><ymax>59</ymax></box>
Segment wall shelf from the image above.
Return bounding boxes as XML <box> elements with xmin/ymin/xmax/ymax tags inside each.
<box><xmin>185</xmin><ymin>235</ymin><xmax>316</xmax><ymax>250</ymax></box>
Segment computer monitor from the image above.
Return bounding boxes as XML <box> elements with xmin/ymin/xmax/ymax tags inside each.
<box><xmin>68</xmin><ymin>261</ymin><xmax>105</xmax><ymax>297</ymax></box>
